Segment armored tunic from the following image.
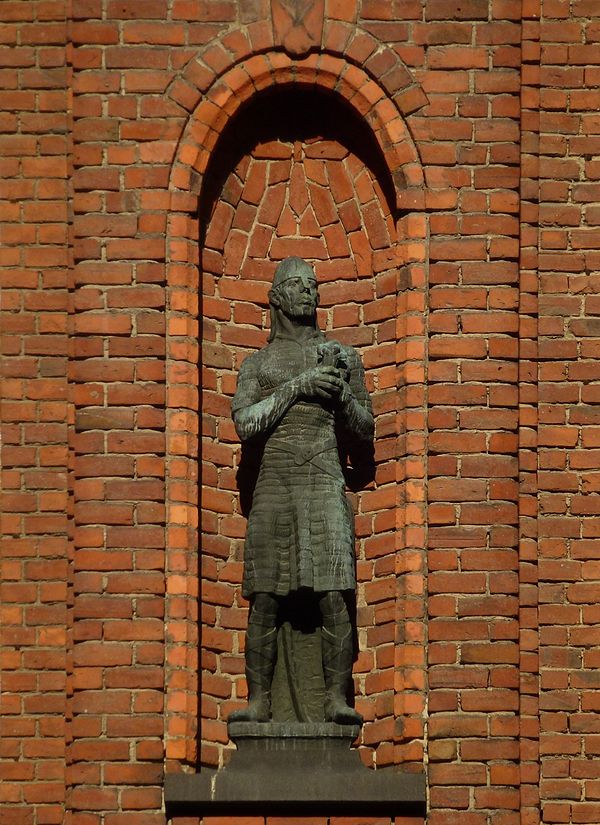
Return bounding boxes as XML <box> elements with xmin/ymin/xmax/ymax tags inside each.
<box><xmin>232</xmin><ymin>330</ymin><xmax>372</xmax><ymax>599</ymax></box>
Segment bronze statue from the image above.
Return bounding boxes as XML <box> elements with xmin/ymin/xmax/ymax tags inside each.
<box><xmin>230</xmin><ymin>256</ymin><xmax>374</xmax><ymax>726</ymax></box>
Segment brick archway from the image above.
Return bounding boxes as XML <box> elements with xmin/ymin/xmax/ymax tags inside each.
<box><xmin>166</xmin><ymin>18</ymin><xmax>429</xmax><ymax>124</ymax></box>
<box><xmin>164</xmin><ymin>51</ymin><xmax>428</xmax><ymax>771</ymax></box>
<box><xmin>169</xmin><ymin>52</ymin><xmax>424</xmax><ymax>208</ymax></box>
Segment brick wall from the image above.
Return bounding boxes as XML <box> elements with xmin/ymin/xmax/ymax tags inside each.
<box><xmin>537</xmin><ymin>1</ymin><xmax>600</xmax><ymax>823</ymax></box>
<box><xmin>419</xmin><ymin>0</ymin><xmax>523</xmax><ymax>820</ymax></box>
<box><xmin>1</xmin><ymin>1</ymin><xmax>600</xmax><ymax>824</ymax></box>
<box><xmin>1</xmin><ymin>2</ymin><xmax>70</xmax><ymax>823</ymax></box>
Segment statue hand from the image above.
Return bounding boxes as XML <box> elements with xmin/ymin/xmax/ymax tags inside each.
<box><xmin>298</xmin><ymin>365</ymin><xmax>344</xmax><ymax>401</ymax></box>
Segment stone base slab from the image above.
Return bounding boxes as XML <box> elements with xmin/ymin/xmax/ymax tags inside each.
<box><xmin>164</xmin><ymin>722</ymin><xmax>426</xmax><ymax>815</ymax></box>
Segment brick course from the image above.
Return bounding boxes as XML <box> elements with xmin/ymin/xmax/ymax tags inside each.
<box><xmin>1</xmin><ymin>1</ymin><xmax>600</xmax><ymax>824</ymax></box>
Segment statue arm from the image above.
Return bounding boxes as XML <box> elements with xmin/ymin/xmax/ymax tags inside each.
<box><xmin>232</xmin><ymin>353</ymin><xmax>347</xmax><ymax>441</ymax></box>
<box><xmin>336</xmin><ymin>348</ymin><xmax>374</xmax><ymax>442</ymax></box>
<box><xmin>232</xmin><ymin>354</ymin><xmax>300</xmax><ymax>442</ymax></box>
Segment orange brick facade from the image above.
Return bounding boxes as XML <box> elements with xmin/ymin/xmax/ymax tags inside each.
<box><xmin>1</xmin><ymin>1</ymin><xmax>599</xmax><ymax>824</ymax></box>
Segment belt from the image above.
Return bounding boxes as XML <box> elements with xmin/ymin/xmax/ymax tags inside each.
<box><xmin>267</xmin><ymin>438</ymin><xmax>339</xmax><ymax>475</ymax></box>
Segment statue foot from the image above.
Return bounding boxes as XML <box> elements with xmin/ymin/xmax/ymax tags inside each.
<box><xmin>228</xmin><ymin>697</ymin><xmax>271</xmax><ymax>723</ymax></box>
<box><xmin>324</xmin><ymin>695</ymin><xmax>363</xmax><ymax>726</ymax></box>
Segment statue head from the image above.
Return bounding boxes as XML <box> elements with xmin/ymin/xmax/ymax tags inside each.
<box><xmin>268</xmin><ymin>257</ymin><xmax>319</xmax><ymax>341</ymax></box>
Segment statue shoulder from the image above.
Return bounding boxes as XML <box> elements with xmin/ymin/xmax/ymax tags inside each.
<box><xmin>237</xmin><ymin>346</ymin><xmax>269</xmax><ymax>376</ymax></box>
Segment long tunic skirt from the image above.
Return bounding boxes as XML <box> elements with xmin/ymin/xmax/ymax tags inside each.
<box><xmin>242</xmin><ymin>445</ymin><xmax>356</xmax><ymax>598</ymax></box>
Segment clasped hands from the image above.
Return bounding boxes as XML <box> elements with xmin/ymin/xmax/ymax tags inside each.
<box><xmin>297</xmin><ymin>365</ymin><xmax>348</xmax><ymax>404</ymax></box>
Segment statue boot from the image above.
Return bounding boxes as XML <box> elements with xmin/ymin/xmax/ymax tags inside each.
<box><xmin>321</xmin><ymin>622</ymin><xmax>363</xmax><ymax>726</ymax></box>
<box><xmin>229</xmin><ymin>625</ymin><xmax>277</xmax><ymax>723</ymax></box>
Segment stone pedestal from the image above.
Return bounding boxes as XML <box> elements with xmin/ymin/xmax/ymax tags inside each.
<box><xmin>164</xmin><ymin>722</ymin><xmax>426</xmax><ymax>816</ymax></box>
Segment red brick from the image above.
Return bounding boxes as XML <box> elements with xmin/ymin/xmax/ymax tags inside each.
<box><xmin>3</xmin><ymin>2</ymin><xmax>600</xmax><ymax>822</ymax></box>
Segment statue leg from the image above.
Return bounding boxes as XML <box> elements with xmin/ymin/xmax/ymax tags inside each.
<box><xmin>229</xmin><ymin>592</ymin><xmax>278</xmax><ymax>723</ymax></box>
<box><xmin>319</xmin><ymin>591</ymin><xmax>363</xmax><ymax>726</ymax></box>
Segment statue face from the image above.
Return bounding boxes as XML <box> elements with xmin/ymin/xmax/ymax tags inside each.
<box><xmin>272</xmin><ymin>269</ymin><xmax>318</xmax><ymax>321</ymax></box>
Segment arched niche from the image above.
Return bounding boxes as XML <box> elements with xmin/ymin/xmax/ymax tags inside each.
<box><xmin>197</xmin><ymin>84</ymin><xmax>409</xmax><ymax>767</ymax></box>
<box><xmin>164</xmin><ymin>75</ymin><xmax>427</xmax><ymax>773</ymax></box>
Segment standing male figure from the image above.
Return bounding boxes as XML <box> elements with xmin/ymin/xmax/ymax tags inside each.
<box><xmin>230</xmin><ymin>256</ymin><xmax>374</xmax><ymax>725</ymax></box>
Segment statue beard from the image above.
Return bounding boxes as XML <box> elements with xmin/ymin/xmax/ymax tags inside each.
<box><xmin>285</xmin><ymin>304</ymin><xmax>315</xmax><ymax>322</ymax></box>
<box><xmin>268</xmin><ymin>302</ymin><xmax>317</xmax><ymax>341</ymax></box>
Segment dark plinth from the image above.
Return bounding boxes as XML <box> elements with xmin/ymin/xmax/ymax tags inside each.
<box><xmin>164</xmin><ymin>722</ymin><xmax>426</xmax><ymax>816</ymax></box>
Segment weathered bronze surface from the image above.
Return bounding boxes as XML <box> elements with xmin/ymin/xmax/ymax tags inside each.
<box><xmin>229</xmin><ymin>256</ymin><xmax>374</xmax><ymax>726</ymax></box>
